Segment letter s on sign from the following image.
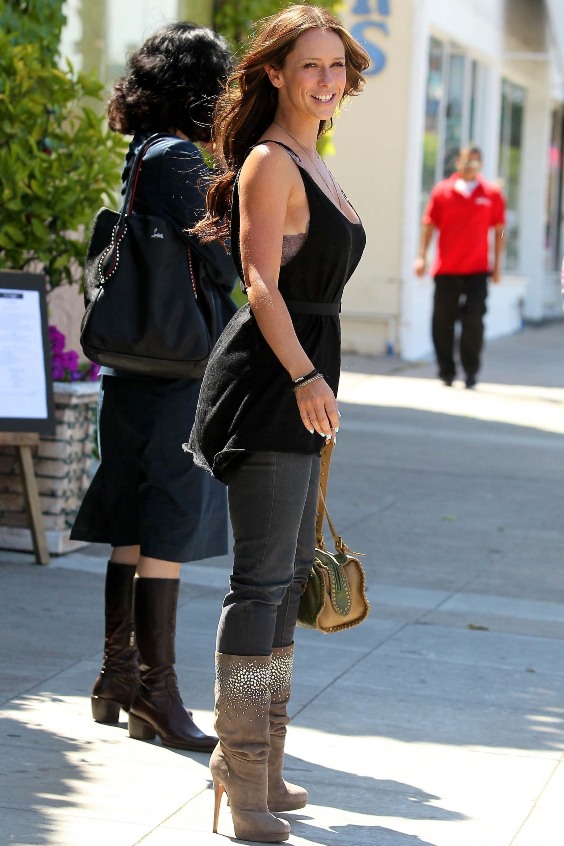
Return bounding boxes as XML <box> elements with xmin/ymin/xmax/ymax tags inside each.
<box><xmin>351</xmin><ymin>20</ymin><xmax>388</xmax><ymax>76</ymax></box>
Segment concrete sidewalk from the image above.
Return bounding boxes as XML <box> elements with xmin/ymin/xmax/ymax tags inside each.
<box><xmin>2</xmin><ymin>320</ymin><xmax>564</xmax><ymax>846</ymax></box>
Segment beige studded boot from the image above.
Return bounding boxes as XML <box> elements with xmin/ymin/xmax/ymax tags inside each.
<box><xmin>210</xmin><ymin>653</ymin><xmax>290</xmax><ymax>843</ymax></box>
<box><xmin>268</xmin><ymin>644</ymin><xmax>308</xmax><ymax>812</ymax></box>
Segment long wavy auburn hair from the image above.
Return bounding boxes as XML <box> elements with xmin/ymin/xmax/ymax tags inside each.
<box><xmin>193</xmin><ymin>5</ymin><xmax>370</xmax><ymax>243</ymax></box>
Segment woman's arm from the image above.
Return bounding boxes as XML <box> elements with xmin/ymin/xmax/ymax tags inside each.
<box><xmin>239</xmin><ymin>145</ymin><xmax>339</xmax><ymax>440</ymax></box>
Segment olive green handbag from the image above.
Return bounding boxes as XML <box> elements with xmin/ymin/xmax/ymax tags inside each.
<box><xmin>297</xmin><ymin>443</ymin><xmax>370</xmax><ymax>633</ymax></box>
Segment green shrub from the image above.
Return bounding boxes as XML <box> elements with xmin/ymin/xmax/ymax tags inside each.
<box><xmin>0</xmin><ymin>1</ymin><xmax>126</xmax><ymax>289</ymax></box>
<box><xmin>0</xmin><ymin>0</ymin><xmax>66</xmax><ymax>60</ymax></box>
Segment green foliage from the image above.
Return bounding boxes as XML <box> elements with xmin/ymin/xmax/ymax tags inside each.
<box><xmin>0</xmin><ymin>0</ymin><xmax>66</xmax><ymax>61</ymax></box>
<box><xmin>213</xmin><ymin>0</ymin><xmax>341</xmax><ymax>48</ymax></box>
<box><xmin>0</xmin><ymin>24</ymin><xmax>127</xmax><ymax>289</ymax></box>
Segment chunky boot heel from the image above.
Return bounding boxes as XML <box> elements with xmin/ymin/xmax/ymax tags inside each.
<box><xmin>91</xmin><ymin>695</ymin><xmax>121</xmax><ymax>724</ymax></box>
<box><xmin>211</xmin><ymin>653</ymin><xmax>290</xmax><ymax>843</ymax></box>
<box><xmin>128</xmin><ymin>714</ymin><xmax>157</xmax><ymax>741</ymax></box>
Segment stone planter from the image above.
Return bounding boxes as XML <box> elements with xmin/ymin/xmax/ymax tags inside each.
<box><xmin>0</xmin><ymin>381</ymin><xmax>99</xmax><ymax>555</ymax></box>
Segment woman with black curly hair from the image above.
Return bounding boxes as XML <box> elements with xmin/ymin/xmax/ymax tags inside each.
<box><xmin>71</xmin><ymin>22</ymin><xmax>236</xmax><ymax>753</ymax></box>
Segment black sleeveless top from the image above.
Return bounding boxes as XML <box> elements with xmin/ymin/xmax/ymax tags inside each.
<box><xmin>187</xmin><ymin>143</ymin><xmax>366</xmax><ymax>482</ymax></box>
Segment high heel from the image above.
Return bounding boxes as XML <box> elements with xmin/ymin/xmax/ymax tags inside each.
<box><xmin>211</xmin><ymin>653</ymin><xmax>290</xmax><ymax>843</ymax></box>
<box><xmin>212</xmin><ymin>778</ymin><xmax>225</xmax><ymax>833</ymax></box>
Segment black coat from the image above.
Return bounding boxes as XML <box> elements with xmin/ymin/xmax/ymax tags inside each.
<box><xmin>70</xmin><ymin>135</ymin><xmax>238</xmax><ymax>561</ymax></box>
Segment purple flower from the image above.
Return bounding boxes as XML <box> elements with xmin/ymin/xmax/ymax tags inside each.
<box><xmin>88</xmin><ymin>363</ymin><xmax>101</xmax><ymax>381</ymax></box>
<box><xmin>48</xmin><ymin>324</ymin><xmax>101</xmax><ymax>383</ymax></box>
<box><xmin>49</xmin><ymin>325</ymin><xmax>65</xmax><ymax>353</ymax></box>
<box><xmin>61</xmin><ymin>350</ymin><xmax>79</xmax><ymax>371</ymax></box>
<box><xmin>51</xmin><ymin>361</ymin><xmax>66</xmax><ymax>381</ymax></box>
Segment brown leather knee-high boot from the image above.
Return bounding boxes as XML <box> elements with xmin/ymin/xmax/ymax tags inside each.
<box><xmin>128</xmin><ymin>577</ymin><xmax>217</xmax><ymax>752</ymax></box>
<box><xmin>210</xmin><ymin>653</ymin><xmax>290</xmax><ymax>843</ymax></box>
<box><xmin>91</xmin><ymin>561</ymin><xmax>139</xmax><ymax>723</ymax></box>
<box><xmin>268</xmin><ymin>644</ymin><xmax>308</xmax><ymax>812</ymax></box>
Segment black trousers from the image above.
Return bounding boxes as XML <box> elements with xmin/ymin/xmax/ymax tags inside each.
<box><xmin>432</xmin><ymin>273</ymin><xmax>488</xmax><ymax>380</ymax></box>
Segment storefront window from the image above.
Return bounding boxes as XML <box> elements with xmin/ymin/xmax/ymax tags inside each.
<box><xmin>545</xmin><ymin>108</ymin><xmax>564</xmax><ymax>272</ymax></box>
<box><xmin>498</xmin><ymin>79</ymin><xmax>525</xmax><ymax>272</ymax></box>
<box><xmin>422</xmin><ymin>37</ymin><xmax>444</xmax><ymax>197</ymax></box>
<box><xmin>468</xmin><ymin>60</ymin><xmax>480</xmax><ymax>147</ymax></box>
<box><xmin>443</xmin><ymin>51</ymin><xmax>465</xmax><ymax>175</ymax></box>
<box><xmin>421</xmin><ymin>38</ymin><xmax>487</xmax><ymax>200</ymax></box>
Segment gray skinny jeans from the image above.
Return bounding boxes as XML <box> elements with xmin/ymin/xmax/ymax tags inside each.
<box><xmin>216</xmin><ymin>451</ymin><xmax>320</xmax><ymax>656</ymax></box>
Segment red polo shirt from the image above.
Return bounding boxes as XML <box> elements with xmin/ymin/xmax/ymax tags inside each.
<box><xmin>423</xmin><ymin>173</ymin><xmax>506</xmax><ymax>276</ymax></box>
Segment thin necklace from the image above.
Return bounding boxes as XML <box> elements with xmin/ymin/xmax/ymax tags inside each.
<box><xmin>272</xmin><ymin>121</ymin><xmax>343</xmax><ymax>210</ymax></box>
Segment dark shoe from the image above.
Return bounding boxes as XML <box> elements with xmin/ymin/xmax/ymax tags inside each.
<box><xmin>91</xmin><ymin>562</ymin><xmax>139</xmax><ymax>724</ymax></box>
<box><xmin>465</xmin><ymin>375</ymin><xmax>477</xmax><ymax>389</ymax></box>
<box><xmin>128</xmin><ymin>577</ymin><xmax>217</xmax><ymax>752</ymax></box>
<box><xmin>212</xmin><ymin>653</ymin><xmax>290</xmax><ymax>843</ymax></box>
<box><xmin>439</xmin><ymin>371</ymin><xmax>454</xmax><ymax>387</ymax></box>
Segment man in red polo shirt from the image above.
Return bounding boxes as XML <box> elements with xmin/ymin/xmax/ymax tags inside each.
<box><xmin>414</xmin><ymin>146</ymin><xmax>505</xmax><ymax>388</ymax></box>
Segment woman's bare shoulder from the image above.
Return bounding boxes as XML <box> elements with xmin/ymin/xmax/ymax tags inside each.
<box><xmin>240</xmin><ymin>141</ymin><xmax>300</xmax><ymax>190</ymax></box>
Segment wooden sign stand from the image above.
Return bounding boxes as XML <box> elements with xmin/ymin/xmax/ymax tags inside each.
<box><xmin>1</xmin><ymin>271</ymin><xmax>55</xmax><ymax>565</ymax></box>
<box><xmin>0</xmin><ymin>432</ymin><xmax>50</xmax><ymax>565</ymax></box>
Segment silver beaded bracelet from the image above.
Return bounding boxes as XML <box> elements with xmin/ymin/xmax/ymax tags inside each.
<box><xmin>293</xmin><ymin>372</ymin><xmax>324</xmax><ymax>393</ymax></box>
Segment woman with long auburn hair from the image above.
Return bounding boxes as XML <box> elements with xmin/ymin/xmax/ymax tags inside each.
<box><xmin>186</xmin><ymin>6</ymin><xmax>369</xmax><ymax>842</ymax></box>
<box><xmin>195</xmin><ymin>4</ymin><xmax>369</xmax><ymax>244</ymax></box>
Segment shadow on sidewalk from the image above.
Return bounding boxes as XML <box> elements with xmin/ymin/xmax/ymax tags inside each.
<box><xmin>288</xmin><ymin>822</ymin><xmax>441</xmax><ymax>846</ymax></box>
<box><xmin>0</xmin><ymin>709</ymin><xmax>86</xmax><ymax>845</ymax></box>
<box><xmin>194</xmin><ymin>750</ymin><xmax>465</xmax><ymax>844</ymax></box>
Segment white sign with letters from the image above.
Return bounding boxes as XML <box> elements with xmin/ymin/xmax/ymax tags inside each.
<box><xmin>0</xmin><ymin>271</ymin><xmax>55</xmax><ymax>433</ymax></box>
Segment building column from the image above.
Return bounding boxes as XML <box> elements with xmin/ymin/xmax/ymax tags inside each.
<box><xmin>519</xmin><ymin>79</ymin><xmax>552</xmax><ymax>320</ymax></box>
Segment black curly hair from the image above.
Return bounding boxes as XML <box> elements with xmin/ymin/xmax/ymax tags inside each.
<box><xmin>107</xmin><ymin>22</ymin><xmax>233</xmax><ymax>143</ymax></box>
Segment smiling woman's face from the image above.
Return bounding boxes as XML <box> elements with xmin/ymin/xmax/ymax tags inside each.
<box><xmin>270</xmin><ymin>28</ymin><xmax>347</xmax><ymax>124</ymax></box>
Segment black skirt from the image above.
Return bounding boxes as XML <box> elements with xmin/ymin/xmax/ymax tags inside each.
<box><xmin>70</xmin><ymin>375</ymin><xmax>228</xmax><ymax>562</ymax></box>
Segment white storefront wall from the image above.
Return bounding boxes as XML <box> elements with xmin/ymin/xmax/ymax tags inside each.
<box><xmin>58</xmin><ymin>0</ymin><xmax>562</xmax><ymax>361</ymax></box>
<box><xmin>335</xmin><ymin>0</ymin><xmax>563</xmax><ymax>361</ymax></box>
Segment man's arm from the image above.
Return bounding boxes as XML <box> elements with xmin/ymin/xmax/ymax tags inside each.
<box><xmin>492</xmin><ymin>224</ymin><xmax>504</xmax><ymax>283</ymax></box>
<box><xmin>413</xmin><ymin>222</ymin><xmax>435</xmax><ymax>277</ymax></box>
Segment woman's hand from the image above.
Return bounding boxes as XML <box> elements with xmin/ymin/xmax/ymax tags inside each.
<box><xmin>294</xmin><ymin>377</ymin><xmax>339</xmax><ymax>442</ymax></box>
